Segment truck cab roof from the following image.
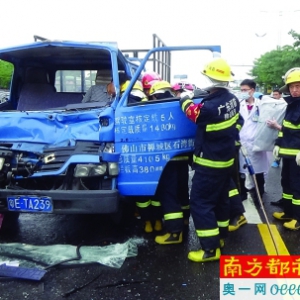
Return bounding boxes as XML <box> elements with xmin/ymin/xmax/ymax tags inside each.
<box><xmin>0</xmin><ymin>39</ymin><xmax>136</xmax><ymax>72</ymax></box>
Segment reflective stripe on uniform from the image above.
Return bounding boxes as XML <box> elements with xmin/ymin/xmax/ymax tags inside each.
<box><xmin>136</xmin><ymin>200</ymin><xmax>151</xmax><ymax>208</ymax></box>
<box><xmin>229</xmin><ymin>188</ymin><xmax>239</xmax><ymax>197</ymax></box>
<box><xmin>150</xmin><ymin>200</ymin><xmax>161</xmax><ymax>207</ymax></box>
<box><xmin>282</xmin><ymin>193</ymin><xmax>292</xmax><ymax>200</ymax></box>
<box><xmin>278</xmin><ymin>131</ymin><xmax>283</xmax><ymax>137</ymax></box>
<box><xmin>164</xmin><ymin>212</ymin><xmax>183</xmax><ymax>220</ymax></box>
<box><xmin>170</xmin><ymin>156</ymin><xmax>189</xmax><ymax>161</ymax></box>
<box><xmin>283</xmin><ymin>120</ymin><xmax>300</xmax><ymax>130</ymax></box>
<box><xmin>193</xmin><ymin>155</ymin><xmax>234</xmax><ymax>168</ymax></box>
<box><xmin>196</xmin><ymin>228</ymin><xmax>219</xmax><ymax>237</ymax></box>
<box><xmin>181</xmin><ymin>99</ymin><xmax>193</xmax><ymax>112</ymax></box>
<box><xmin>206</xmin><ymin>114</ymin><xmax>239</xmax><ymax>132</ymax></box>
<box><xmin>279</xmin><ymin>148</ymin><xmax>300</xmax><ymax>156</ymax></box>
<box><xmin>217</xmin><ymin>219</ymin><xmax>229</xmax><ymax>228</ymax></box>
<box><xmin>292</xmin><ymin>198</ymin><xmax>300</xmax><ymax>206</ymax></box>
<box><xmin>236</xmin><ymin>123</ymin><xmax>242</xmax><ymax>131</ymax></box>
<box><xmin>181</xmin><ymin>205</ymin><xmax>190</xmax><ymax>210</ymax></box>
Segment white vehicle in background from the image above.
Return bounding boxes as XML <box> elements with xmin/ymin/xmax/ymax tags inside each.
<box><xmin>0</xmin><ymin>91</ymin><xmax>9</xmax><ymax>103</ymax></box>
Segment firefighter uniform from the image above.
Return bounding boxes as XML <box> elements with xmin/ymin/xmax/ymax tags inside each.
<box><xmin>154</xmin><ymin>155</ymin><xmax>190</xmax><ymax>244</ymax></box>
<box><xmin>228</xmin><ymin>120</ymin><xmax>248</xmax><ymax>231</ymax></box>
<box><xmin>179</xmin><ymin>57</ymin><xmax>239</xmax><ymax>262</ymax></box>
<box><xmin>273</xmin><ymin>91</ymin><xmax>300</xmax><ymax>230</ymax></box>
<box><xmin>181</xmin><ymin>88</ymin><xmax>239</xmax><ymax>259</ymax></box>
<box><xmin>135</xmin><ymin>196</ymin><xmax>163</xmax><ymax>233</ymax></box>
<box><xmin>145</xmin><ymin>80</ymin><xmax>191</xmax><ymax>245</ymax></box>
<box><xmin>228</xmin><ymin>178</ymin><xmax>247</xmax><ymax>231</ymax></box>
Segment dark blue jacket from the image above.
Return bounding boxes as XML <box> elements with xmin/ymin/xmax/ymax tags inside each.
<box><xmin>180</xmin><ymin>88</ymin><xmax>240</xmax><ymax>171</ymax></box>
<box><xmin>275</xmin><ymin>96</ymin><xmax>300</xmax><ymax>158</ymax></box>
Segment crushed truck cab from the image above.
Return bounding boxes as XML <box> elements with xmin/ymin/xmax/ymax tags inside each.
<box><xmin>0</xmin><ymin>36</ymin><xmax>221</xmax><ymax>218</ymax></box>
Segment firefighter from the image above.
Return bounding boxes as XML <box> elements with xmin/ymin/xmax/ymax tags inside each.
<box><xmin>147</xmin><ymin>81</ymin><xmax>190</xmax><ymax>244</ymax></box>
<box><xmin>135</xmin><ymin>195</ymin><xmax>163</xmax><ymax>233</ymax></box>
<box><xmin>106</xmin><ymin>72</ymin><xmax>131</xmax><ymax>99</ymax></box>
<box><xmin>148</xmin><ymin>80</ymin><xmax>174</xmax><ymax>100</ymax></box>
<box><xmin>228</xmin><ymin>179</ymin><xmax>247</xmax><ymax>231</ymax></box>
<box><xmin>228</xmin><ymin>115</ymin><xmax>248</xmax><ymax>231</ymax></box>
<box><xmin>107</xmin><ymin>77</ymin><xmax>147</xmax><ymax>103</ymax></box>
<box><xmin>273</xmin><ymin>67</ymin><xmax>300</xmax><ymax>230</ymax></box>
<box><xmin>108</xmin><ymin>79</ymin><xmax>159</xmax><ymax>232</ymax></box>
<box><xmin>141</xmin><ymin>71</ymin><xmax>162</xmax><ymax>97</ymax></box>
<box><xmin>172</xmin><ymin>82</ymin><xmax>194</xmax><ymax>97</ymax></box>
<box><xmin>179</xmin><ymin>57</ymin><xmax>239</xmax><ymax>262</ymax></box>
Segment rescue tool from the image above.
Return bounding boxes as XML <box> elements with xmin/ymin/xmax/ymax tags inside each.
<box><xmin>240</xmin><ymin>145</ymin><xmax>280</xmax><ymax>255</ymax></box>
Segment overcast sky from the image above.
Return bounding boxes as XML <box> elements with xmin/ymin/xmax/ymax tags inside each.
<box><xmin>1</xmin><ymin>0</ymin><xmax>300</xmax><ymax>84</ymax></box>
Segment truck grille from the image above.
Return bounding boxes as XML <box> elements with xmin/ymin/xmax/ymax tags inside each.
<box><xmin>39</xmin><ymin>141</ymin><xmax>100</xmax><ymax>172</ymax></box>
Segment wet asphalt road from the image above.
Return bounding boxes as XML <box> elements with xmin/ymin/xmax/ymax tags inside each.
<box><xmin>0</xmin><ymin>164</ymin><xmax>297</xmax><ymax>300</ymax></box>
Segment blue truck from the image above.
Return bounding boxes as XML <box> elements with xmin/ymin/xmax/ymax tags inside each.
<box><xmin>0</xmin><ymin>34</ymin><xmax>221</xmax><ymax>223</ymax></box>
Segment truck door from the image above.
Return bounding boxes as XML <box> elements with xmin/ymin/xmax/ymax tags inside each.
<box><xmin>115</xmin><ymin>45</ymin><xmax>221</xmax><ymax>197</ymax></box>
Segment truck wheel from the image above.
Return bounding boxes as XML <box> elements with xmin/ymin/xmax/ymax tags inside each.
<box><xmin>3</xmin><ymin>212</ymin><xmax>20</xmax><ymax>223</ymax></box>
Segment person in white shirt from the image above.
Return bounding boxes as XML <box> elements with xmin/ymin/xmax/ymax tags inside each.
<box><xmin>238</xmin><ymin>79</ymin><xmax>269</xmax><ymax>206</ymax></box>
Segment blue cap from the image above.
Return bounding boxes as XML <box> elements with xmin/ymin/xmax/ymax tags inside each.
<box><xmin>253</xmin><ymin>92</ymin><xmax>263</xmax><ymax>99</ymax></box>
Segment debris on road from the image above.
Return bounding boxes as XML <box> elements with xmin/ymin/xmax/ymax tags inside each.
<box><xmin>0</xmin><ymin>237</ymin><xmax>145</xmax><ymax>269</ymax></box>
<box><xmin>0</xmin><ymin>264</ymin><xmax>46</xmax><ymax>281</ymax></box>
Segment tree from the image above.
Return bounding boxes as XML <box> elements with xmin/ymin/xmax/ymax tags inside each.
<box><xmin>288</xmin><ymin>29</ymin><xmax>300</xmax><ymax>48</ymax></box>
<box><xmin>250</xmin><ymin>30</ymin><xmax>300</xmax><ymax>91</ymax></box>
<box><xmin>0</xmin><ymin>60</ymin><xmax>13</xmax><ymax>89</ymax></box>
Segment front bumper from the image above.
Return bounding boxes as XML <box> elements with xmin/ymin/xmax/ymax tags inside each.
<box><xmin>0</xmin><ymin>189</ymin><xmax>119</xmax><ymax>214</ymax></box>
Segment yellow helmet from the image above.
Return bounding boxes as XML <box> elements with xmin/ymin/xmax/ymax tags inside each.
<box><xmin>133</xmin><ymin>80</ymin><xmax>144</xmax><ymax>92</ymax></box>
<box><xmin>120</xmin><ymin>80</ymin><xmax>143</xmax><ymax>93</ymax></box>
<box><xmin>201</xmin><ymin>58</ymin><xmax>234</xmax><ymax>82</ymax></box>
<box><xmin>149</xmin><ymin>80</ymin><xmax>172</xmax><ymax>96</ymax></box>
<box><xmin>120</xmin><ymin>80</ymin><xmax>130</xmax><ymax>93</ymax></box>
<box><xmin>280</xmin><ymin>68</ymin><xmax>300</xmax><ymax>93</ymax></box>
<box><xmin>130</xmin><ymin>80</ymin><xmax>147</xmax><ymax>99</ymax></box>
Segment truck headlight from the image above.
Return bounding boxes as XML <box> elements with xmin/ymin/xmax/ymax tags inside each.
<box><xmin>0</xmin><ymin>158</ymin><xmax>5</xmax><ymax>171</ymax></box>
<box><xmin>74</xmin><ymin>163</ymin><xmax>107</xmax><ymax>177</ymax></box>
<box><xmin>108</xmin><ymin>162</ymin><xmax>119</xmax><ymax>176</ymax></box>
<box><xmin>90</xmin><ymin>164</ymin><xmax>107</xmax><ymax>176</ymax></box>
<box><xmin>74</xmin><ymin>165</ymin><xmax>90</xmax><ymax>177</ymax></box>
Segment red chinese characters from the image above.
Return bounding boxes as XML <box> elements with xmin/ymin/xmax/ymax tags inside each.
<box><xmin>220</xmin><ymin>256</ymin><xmax>300</xmax><ymax>278</ymax></box>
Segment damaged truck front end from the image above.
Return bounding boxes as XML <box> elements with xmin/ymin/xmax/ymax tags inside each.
<box><xmin>0</xmin><ymin>39</ymin><xmax>126</xmax><ymax>217</ymax></box>
<box><xmin>0</xmin><ymin>110</ymin><xmax>120</xmax><ymax>214</ymax></box>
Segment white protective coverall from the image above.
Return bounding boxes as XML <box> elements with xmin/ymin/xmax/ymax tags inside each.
<box><xmin>238</xmin><ymin>98</ymin><xmax>269</xmax><ymax>190</ymax></box>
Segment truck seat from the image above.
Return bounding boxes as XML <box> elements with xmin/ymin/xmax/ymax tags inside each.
<box><xmin>17</xmin><ymin>68</ymin><xmax>56</xmax><ymax>111</ymax></box>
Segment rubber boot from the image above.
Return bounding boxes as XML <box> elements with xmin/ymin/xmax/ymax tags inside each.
<box><xmin>188</xmin><ymin>248</ymin><xmax>221</xmax><ymax>262</ymax></box>
<box><xmin>144</xmin><ymin>221</ymin><xmax>153</xmax><ymax>233</ymax></box>
<box><xmin>273</xmin><ymin>212</ymin><xmax>293</xmax><ymax>221</ymax></box>
<box><xmin>283</xmin><ymin>219</ymin><xmax>300</xmax><ymax>230</ymax></box>
<box><xmin>154</xmin><ymin>219</ymin><xmax>162</xmax><ymax>231</ymax></box>
<box><xmin>228</xmin><ymin>215</ymin><xmax>247</xmax><ymax>232</ymax></box>
<box><xmin>155</xmin><ymin>232</ymin><xmax>182</xmax><ymax>244</ymax></box>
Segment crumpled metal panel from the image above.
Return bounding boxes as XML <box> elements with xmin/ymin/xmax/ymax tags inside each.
<box><xmin>0</xmin><ymin>110</ymin><xmax>103</xmax><ymax>151</ymax></box>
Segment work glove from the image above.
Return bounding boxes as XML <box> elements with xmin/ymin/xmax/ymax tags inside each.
<box><xmin>180</xmin><ymin>91</ymin><xmax>194</xmax><ymax>100</ymax></box>
<box><xmin>273</xmin><ymin>145</ymin><xmax>280</xmax><ymax>160</ymax></box>
<box><xmin>179</xmin><ymin>91</ymin><xmax>194</xmax><ymax>109</ymax></box>
<box><xmin>296</xmin><ymin>152</ymin><xmax>300</xmax><ymax>166</ymax></box>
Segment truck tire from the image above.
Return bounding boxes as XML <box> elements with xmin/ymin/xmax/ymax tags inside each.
<box><xmin>3</xmin><ymin>212</ymin><xmax>20</xmax><ymax>224</ymax></box>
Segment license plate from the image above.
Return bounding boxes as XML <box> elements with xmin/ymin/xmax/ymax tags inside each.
<box><xmin>7</xmin><ymin>196</ymin><xmax>53</xmax><ymax>213</ymax></box>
